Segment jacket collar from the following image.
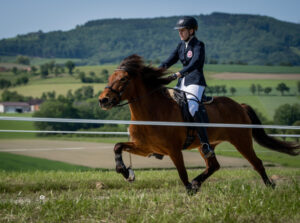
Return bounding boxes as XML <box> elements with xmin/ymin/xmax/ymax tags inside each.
<box><xmin>182</xmin><ymin>36</ymin><xmax>197</xmax><ymax>49</ymax></box>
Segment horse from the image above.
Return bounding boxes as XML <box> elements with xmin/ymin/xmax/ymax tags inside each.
<box><xmin>98</xmin><ymin>54</ymin><xmax>299</xmax><ymax>194</ymax></box>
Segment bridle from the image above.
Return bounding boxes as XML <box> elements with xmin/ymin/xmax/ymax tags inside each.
<box><xmin>104</xmin><ymin>68</ymin><xmax>166</xmax><ymax>107</ymax></box>
<box><xmin>104</xmin><ymin>68</ymin><xmax>130</xmax><ymax>103</ymax></box>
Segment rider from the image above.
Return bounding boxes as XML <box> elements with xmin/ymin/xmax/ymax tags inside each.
<box><xmin>159</xmin><ymin>16</ymin><xmax>215</xmax><ymax>158</ymax></box>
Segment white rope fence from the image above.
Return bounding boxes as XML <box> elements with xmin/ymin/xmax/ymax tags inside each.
<box><xmin>0</xmin><ymin>116</ymin><xmax>299</xmax><ymax>138</ymax></box>
<box><xmin>1</xmin><ymin>116</ymin><xmax>300</xmax><ymax>130</ymax></box>
<box><xmin>0</xmin><ymin>129</ymin><xmax>129</xmax><ymax>135</ymax></box>
<box><xmin>0</xmin><ymin>130</ymin><xmax>299</xmax><ymax>138</ymax></box>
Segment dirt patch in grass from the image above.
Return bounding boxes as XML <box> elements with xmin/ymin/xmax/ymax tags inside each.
<box><xmin>0</xmin><ymin>139</ymin><xmax>254</xmax><ymax>169</ymax></box>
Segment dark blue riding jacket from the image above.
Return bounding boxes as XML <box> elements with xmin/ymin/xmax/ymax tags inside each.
<box><xmin>160</xmin><ymin>37</ymin><xmax>207</xmax><ymax>87</ymax></box>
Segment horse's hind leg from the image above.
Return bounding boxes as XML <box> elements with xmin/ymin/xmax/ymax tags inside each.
<box><xmin>191</xmin><ymin>145</ymin><xmax>220</xmax><ymax>192</ymax></box>
<box><xmin>231</xmin><ymin>134</ymin><xmax>275</xmax><ymax>188</ymax></box>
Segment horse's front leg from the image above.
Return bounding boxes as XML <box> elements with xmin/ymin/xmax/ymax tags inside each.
<box><xmin>169</xmin><ymin>151</ymin><xmax>196</xmax><ymax>195</ymax></box>
<box><xmin>114</xmin><ymin>142</ymin><xmax>150</xmax><ymax>182</ymax></box>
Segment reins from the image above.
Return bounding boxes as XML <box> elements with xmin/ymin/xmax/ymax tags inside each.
<box><xmin>106</xmin><ymin>67</ymin><xmax>201</xmax><ymax>107</ymax></box>
<box><xmin>116</xmin><ymin>86</ymin><xmax>201</xmax><ymax>107</ymax></box>
<box><xmin>116</xmin><ymin>86</ymin><xmax>164</xmax><ymax>107</ymax></box>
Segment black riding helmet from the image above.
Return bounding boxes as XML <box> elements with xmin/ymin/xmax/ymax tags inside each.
<box><xmin>174</xmin><ymin>16</ymin><xmax>198</xmax><ymax>31</ymax></box>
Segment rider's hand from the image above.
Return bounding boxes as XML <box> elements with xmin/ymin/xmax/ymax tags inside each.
<box><xmin>167</xmin><ymin>73</ymin><xmax>178</xmax><ymax>81</ymax></box>
<box><xmin>176</xmin><ymin>72</ymin><xmax>182</xmax><ymax>78</ymax></box>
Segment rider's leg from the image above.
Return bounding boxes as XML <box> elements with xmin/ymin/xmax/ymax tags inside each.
<box><xmin>186</xmin><ymin>86</ymin><xmax>215</xmax><ymax>158</ymax></box>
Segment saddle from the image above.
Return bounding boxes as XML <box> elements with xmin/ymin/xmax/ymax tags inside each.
<box><xmin>170</xmin><ymin>88</ymin><xmax>213</xmax><ymax>150</ymax></box>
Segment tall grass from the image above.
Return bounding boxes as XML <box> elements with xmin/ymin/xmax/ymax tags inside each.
<box><xmin>0</xmin><ymin>168</ymin><xmax>299</xmax><ymax>222</ymax></box>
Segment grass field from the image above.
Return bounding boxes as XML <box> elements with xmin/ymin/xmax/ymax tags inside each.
<box><xmin>1</xmin><ymin>63</ymin><xmax>299</xmax><ymax>101</ymax></box>
<box><xmin>0</xmin><ymin>167</ymin><xmax>299</xmax><ymax>222</ymax></box>
<box><xmin>231</xmin><ymin>95</ymin><xmax>300</xmax><ymax>120</ymax></box>
<box><xmin>0</xmin><ymin>57</ymin><xmax>85</xmax><ymax>66</ymax></box>
<box><xmin>213</xmin><ymin>142</ymin><xmax>300</xmax><ymax>168</ymax></box>
<box><xmin>204</xmin><ymin>64</ymin><xmax>300</xmax><ymax>73</ymax></box>
<box><xmin>0</xmin><ymin>113</ymin><xmax>36</xmax><ymax>139</ymax></box>
<box><xmin>0</xmin><ymin>152</ymin><xmax>91</xmax><ymax>172</ymax></box>
<box><xmin>5</xmin><ymin>82</ymin><xmax>106</xmax><ymax>98</ymax></box>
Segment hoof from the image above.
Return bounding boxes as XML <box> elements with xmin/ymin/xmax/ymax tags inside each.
<box><xmin>116</xmin><ymin>165</ymin><xmax>135</xmax><ymax>182</ymax></box>
<box><xmin>126</xmin><ymin>168</ymin><xmax>135</xmax><ymax>182</ymax></box>
<box><xmin>186</xmin><ymin>181</ymin><xmax>200</xmax><ymax>196</ymax></box>
<box><xmin>267</xmin><ymin>180</ymin><xmax>276</xmax><ymax>189</ymax></box>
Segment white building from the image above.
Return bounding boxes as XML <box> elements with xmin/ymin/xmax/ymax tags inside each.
<box><xmin>0</xmin><ymin>102</ymin><xmax>31</xmax><ymax>113</ymax></box>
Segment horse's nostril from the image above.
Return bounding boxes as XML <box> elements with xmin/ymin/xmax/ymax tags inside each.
<box><xmin>99</xmin><ymin>97</ymin><xmax>109</xmax><ymax>105</ymax></box>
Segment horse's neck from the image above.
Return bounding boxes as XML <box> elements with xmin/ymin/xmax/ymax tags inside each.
<box><xmin>129</xmin><ymin>88</ymin><xmax>174</xmax><ymax>121</ymax></box>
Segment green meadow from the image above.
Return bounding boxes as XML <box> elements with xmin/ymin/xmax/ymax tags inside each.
<box><xmin>0</xmin><ymin>113</ymin><xmax>35</xmax><ymax>139</ymax></box>
<box><xmin>204</xmin><ymin>64</ymin><xmax>300</xmax><ymax>73</ymax></box>
<box><xmin>1</xmin><ymin>63</ymin><xmax>299</xmax><ymax>99</ymax></box>
<box><xmin>213</xmin><ymin>142</ymin><xmax>300</xmax><ymax>168</ymax></box>
<box><xmin>0</xmin><ymin>167</ymin><xmax>299</xmax><ymax>222</ymax></box>
<box><xmin>5</xmin><ymin>82</ymin><xmax>106</xmax><ymax>98</ymax></box>
<box><xmin>0</xmin><ymin>152</ymin><xmax>91</xmax><ymax>172</ymax></box>
<box><xmin>232</xmin><ymin>95</ymin><xmax>299</xmax><ymax>120</ymax></box>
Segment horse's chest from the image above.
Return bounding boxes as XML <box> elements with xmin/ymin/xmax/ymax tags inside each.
<box><xmin>130</xmin><ymin>126</ymin><xmax>159</xmax><ymax>140</ymax></box>
<box><xmin>129</xmin><ymin>125</ymin><xmax>169</xmax><ymax>149</ymax></box>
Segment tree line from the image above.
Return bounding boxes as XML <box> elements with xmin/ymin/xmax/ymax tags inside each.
<box><xmin>249</xmin><ymin>82</ymin><xmax>300</xmax><ymax>96</ymax></box>
<box><xmin>77</xmin><ymin>69</ymin><xmax>109</xmax><ymax>83</ymax></box>
<box><xmin>1</xmin><ymin>13</ymin><xmax>299</xmax><ymax>65</ymax></box>
<box><xmin>204</xmin><ymin>82</ymin><xmax>300</xmax><ymax>97</ymax></box>
<box><xmin>206</xmin><ymin>85</ymin><xmax>237</xmax><ymax>96</ymax></box>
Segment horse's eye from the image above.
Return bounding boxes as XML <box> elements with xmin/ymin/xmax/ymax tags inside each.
<box><xmin>120</xmin><ymin>77</ymin><xmax>126</xmax><ymax>82</ymax></box>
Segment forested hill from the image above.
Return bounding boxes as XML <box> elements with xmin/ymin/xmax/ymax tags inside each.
<box><xmin>0</xmin><ymin>12</ymin><xmax>300</xmax><ymax>65</ymax></box>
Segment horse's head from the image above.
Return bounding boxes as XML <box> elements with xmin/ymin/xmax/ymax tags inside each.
<box><xmin>99</xmin><ymin>68</ymin><xmax>131</xmax><ymax>110</ymax></box>
<box><xmin>99</xmin><ymin>54</ymin><xmax>170</xmax><ymax>110</ymax></box>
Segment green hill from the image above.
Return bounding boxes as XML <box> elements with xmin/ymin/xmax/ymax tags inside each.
<box><xmin>0</xmin><ymin>12</ymin><xmax>299</xmax><ymax>65</ymax></box>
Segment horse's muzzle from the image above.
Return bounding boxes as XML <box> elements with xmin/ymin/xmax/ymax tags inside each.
<box><xmin>99</xmin><ymin>97</ymin><xmax>117</xmax><ymax>110</ymax></box>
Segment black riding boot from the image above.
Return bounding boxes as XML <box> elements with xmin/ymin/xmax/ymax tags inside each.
<box><xmin>193</xmin><ymin>104</ymin><xmax>215</xmax><ymax>158</ymax></box>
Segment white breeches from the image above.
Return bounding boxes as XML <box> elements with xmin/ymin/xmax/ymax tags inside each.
<box><xmin>176</xmin><ymin>77</ymin><xmax>205</xmax><ymax>117</ymax></box>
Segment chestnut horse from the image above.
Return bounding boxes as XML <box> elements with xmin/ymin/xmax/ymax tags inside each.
<box><xmin>99</xmin><ymin>55</ymin><xmax>299</xmax><ymax>194</ymax></box>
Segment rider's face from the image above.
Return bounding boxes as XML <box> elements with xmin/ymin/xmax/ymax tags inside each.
<box><xmin>178</xmin><ymin>28</ymin><xmax>193</xmax><ymax>41</ymax></box>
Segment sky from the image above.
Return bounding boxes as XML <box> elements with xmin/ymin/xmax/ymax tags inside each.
<box><xmin>0</xmin><ymin>0</ymin><xmax>299</xmax><ymax>39</ymax></box>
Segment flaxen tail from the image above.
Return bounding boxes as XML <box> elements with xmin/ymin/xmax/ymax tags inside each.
<box><xmin>241</xmin><ymin>103</ymin><xmax>299</xmax><ymax>156</ymax></box>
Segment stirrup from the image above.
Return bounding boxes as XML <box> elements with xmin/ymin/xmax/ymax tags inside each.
<box><xmin>202</xmin><ymin>143</ymin><xmax>215</xmax><ymax>158</ymax></box>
